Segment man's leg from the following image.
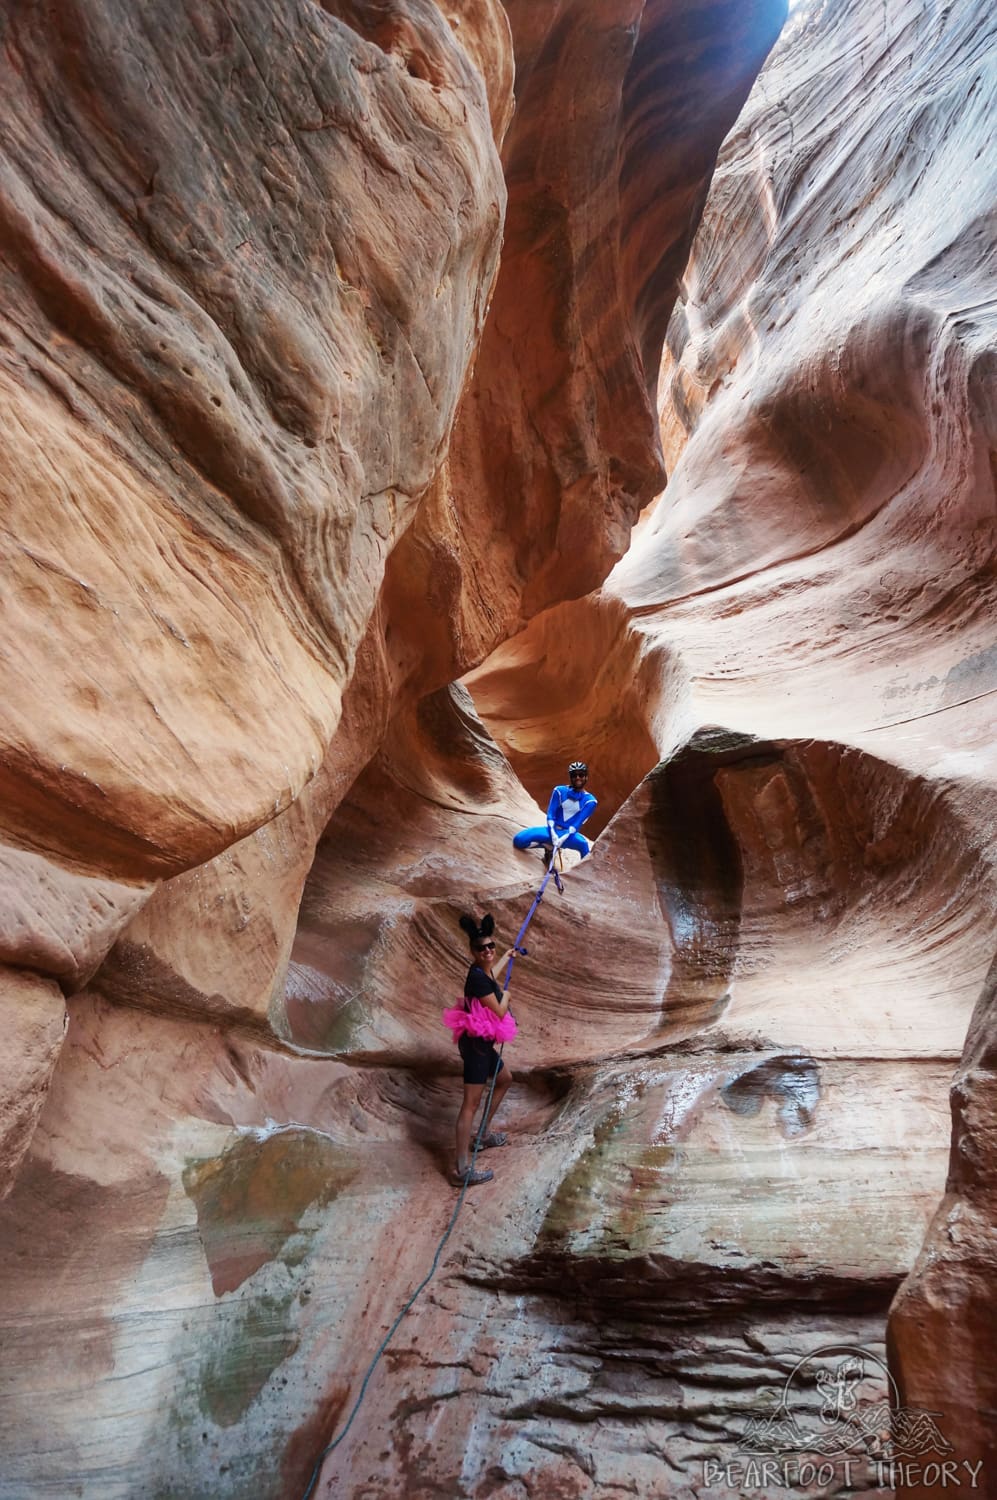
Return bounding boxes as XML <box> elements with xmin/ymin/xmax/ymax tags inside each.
<box><xmin>562</xmin><ymin>831</ymin><xmax>592</xmax><ymax>857</ymax></box>
<box><xmin>513</xmin><ymin>825</ymin><xmax>552</xmax><ymax>851</ymax></box>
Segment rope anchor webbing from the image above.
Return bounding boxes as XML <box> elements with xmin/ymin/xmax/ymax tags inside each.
<box><xmin>299</xmin><ymin>851</ymin><xmax>565</xmax><ymax>1499</ymax></box>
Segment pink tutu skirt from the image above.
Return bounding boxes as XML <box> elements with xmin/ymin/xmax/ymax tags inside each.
<box><xmin>441</xmin><ymin>998</ymin><xmax>518</xmax><ymax>1045</ymax></box>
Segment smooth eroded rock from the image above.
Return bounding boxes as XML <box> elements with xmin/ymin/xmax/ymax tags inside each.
<box><xmin>0</xmin><ymin>967</ymin><xmax>67</xmax><ymax>1198</ymax></box>
<box><xmin>0</xmin><ymin>0</ymin><xmax>508</xmax><ymax>880</ymax></box>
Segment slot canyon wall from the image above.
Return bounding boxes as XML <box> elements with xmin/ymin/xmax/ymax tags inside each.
<box><xmin>464</xmin><ymin>0</ymin><xmax>997</xmax><ymax>1494</ymax></box>
<box><xmin>0</xmin><ymin>3</ymin><xmax>994</xmax><ymax>1500</ymax></box>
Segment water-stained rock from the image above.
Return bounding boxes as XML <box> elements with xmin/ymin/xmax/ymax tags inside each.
<box><xmin>184</xmin><ymin>1127</ymin><xmax>358</xmax><ymax>1296</ymax></box>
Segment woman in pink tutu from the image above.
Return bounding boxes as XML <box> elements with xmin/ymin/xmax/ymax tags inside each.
<box><xmin>441</xmin><ymin>913</ymin><xmax>517</xmax><ymax>1187</ymax></box>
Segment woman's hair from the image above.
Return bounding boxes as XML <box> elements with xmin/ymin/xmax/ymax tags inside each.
<box><xmin>459</xmin><ymin>912</ymin><xmax>495</xmax><ymax>947</ymax></box>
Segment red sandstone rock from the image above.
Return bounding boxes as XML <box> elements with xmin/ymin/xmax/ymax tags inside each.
<box><xmin>0</xmin><ymin>968</ymin><xmax>66</xmax><ymax>1198</ymax></box>
<box><xmin>7</xmin><ymin>0</ymin><xmax>994</xmax><ymax>1494</ymax></box>
<box><xmin>383</xmin><ymin>0</ymin><xmax>787</xmax><ymax>688</ymax></box>
<box><xmin>285</xmin><ymin>682</ymin><xmax>544</xmax><ymax>1053</ymax></box>
<box><xmin>0</xmin><ymin>0</ymin><xmax>507</xmax><ymax>882</ymax></box>
<box><xmin>888</xmin><ymin>963</ymin><xmax>997</xmax><ymax>1494</ymax></box>
<box><xmin>0</xmin><ymin>0</ymin><xmax>509</xmax><ymax>1188</ymax></box>
<box><xmin>0</xmin><ymin>844</ymin><xmax>147</xmax><ymax>988</ymax></box>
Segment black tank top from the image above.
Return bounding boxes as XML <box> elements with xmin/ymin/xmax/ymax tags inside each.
<box><xmin>463</xmin><ymin>963</ymin><xmax>502</xmax><ymax>1010</ymax></box>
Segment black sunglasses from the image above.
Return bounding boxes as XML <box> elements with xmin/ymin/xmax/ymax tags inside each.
<box><xmin>476</xmin><ymin>941</ymin><xmax>496</xmax><ymax>952</ymax></box>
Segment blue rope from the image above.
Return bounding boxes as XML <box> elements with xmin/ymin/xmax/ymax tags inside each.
<box><xmin>298</xmin><ymin>852</ymin><xmax>563</xmax><ymax>1499</ymax></box>
<box><xmin>498</xmin><ymin>846</ymin><xmax>564</xmax><ymax>993</ymax></box>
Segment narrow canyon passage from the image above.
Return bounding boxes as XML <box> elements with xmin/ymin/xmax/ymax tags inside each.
<box><xmin>0</xmin><ymin>0</ymin><xmax>995</xmax><ymax>1498</ymax></box>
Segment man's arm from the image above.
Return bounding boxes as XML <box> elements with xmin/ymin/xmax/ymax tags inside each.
<box><xmin>545</xmin><ymin>786</ymin><xmax>562</xmax><ymax>841</ymax></box>
<box><xmin>562</xmin><ymin>792</ymin><xmax>597</xmax><ymax>834</ymax></box>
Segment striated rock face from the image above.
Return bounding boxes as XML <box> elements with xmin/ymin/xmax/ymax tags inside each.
<box><xmin>304</xmin><ymin>724</ymin><xmax>994</xmax><ymax>1072</ymax></box>
<box><xmin>889</xmin><ymin>955</ymin><xmax>997</xmax><ymax>1495</ymax></box>
<box><xmin>2</xmin><ymin>0</ymin><xmax>991</xmax><ymax>1496</ymax></box>
<box><xmin>0</xmin><ymin>969</ymin><xmax>66</xmax><ymax>1196</ymax></box>
<box><xmin>0</xmin><ymin>0</ymin><xmax>509</xmax><ymax>1187</ymax></box>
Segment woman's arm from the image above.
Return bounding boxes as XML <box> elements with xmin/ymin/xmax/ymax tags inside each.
<box><xmin>481</xmin><ymin>958</ymin><xmax>513</xmax><ymax>1018</ymax></box>
<box><xmin>466</xmin><ymin>963</ymin><xmax>512</xmax><ymax>1018</ymax></box>
<box><xmin>481</xmin><ymin>987</ymin><xmax>510</xmax><ymax>1018</ymax></box>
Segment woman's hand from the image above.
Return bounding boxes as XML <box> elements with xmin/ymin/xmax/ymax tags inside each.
<box><xmin>482</xmin><ymin>947</ymin><xmax>518</xmax><ymax>1016</ymax></box>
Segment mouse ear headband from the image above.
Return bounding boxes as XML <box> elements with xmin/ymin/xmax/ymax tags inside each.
<box><xmin>459</xmin><ymin>912</ymin><xmax>495</xmax><ymax>943</ymax></box>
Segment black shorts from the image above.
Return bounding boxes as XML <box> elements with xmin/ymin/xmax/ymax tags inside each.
<box><xmin>458</xmin><ymin>1033</ymin><xmax>504</xmax><ymax>1086</ymax></box>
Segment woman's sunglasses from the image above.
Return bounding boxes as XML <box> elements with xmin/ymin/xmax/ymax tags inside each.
<box><xmin>476</xmin><ymin>942</ymin><xmax>496</xmax><ymax>953</ymax></box>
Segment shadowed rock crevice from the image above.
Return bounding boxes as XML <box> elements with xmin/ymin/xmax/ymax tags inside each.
<box><xmin>385</xmin><ymin>0</ymin><xmax>789</xmax><ymax>686</ymax></box>
<box><xmin>644</xmin><ymin>737</ymin><xmax>747</xmax><ymax>1023</ymax></box>
<box><xmin>888</xmin><ymin>945</ymin><xmax>997</xmax><ymax>1488</ymax></box>
<box><xmin>482</xmin><ymin>1255</ymin><xmax>904</xmax><ymax>1320</ymax></box>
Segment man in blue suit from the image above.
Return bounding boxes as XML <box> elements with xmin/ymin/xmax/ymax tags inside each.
<box><xmin>513</xmin><ymin>761</ymin><xmax>597</xmax><ymax>863</ymax></box>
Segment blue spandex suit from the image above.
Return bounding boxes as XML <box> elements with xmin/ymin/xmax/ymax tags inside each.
<box><xmin>513</xmin><ymin>783</ymin><xmax>598</xmax><ymax>856</ymax></box>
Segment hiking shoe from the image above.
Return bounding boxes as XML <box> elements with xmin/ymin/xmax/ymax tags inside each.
<box><xmin>450</xmin><ymin>1166</ymin><xmax>494</xmax><ymax>1187</ymax></box>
